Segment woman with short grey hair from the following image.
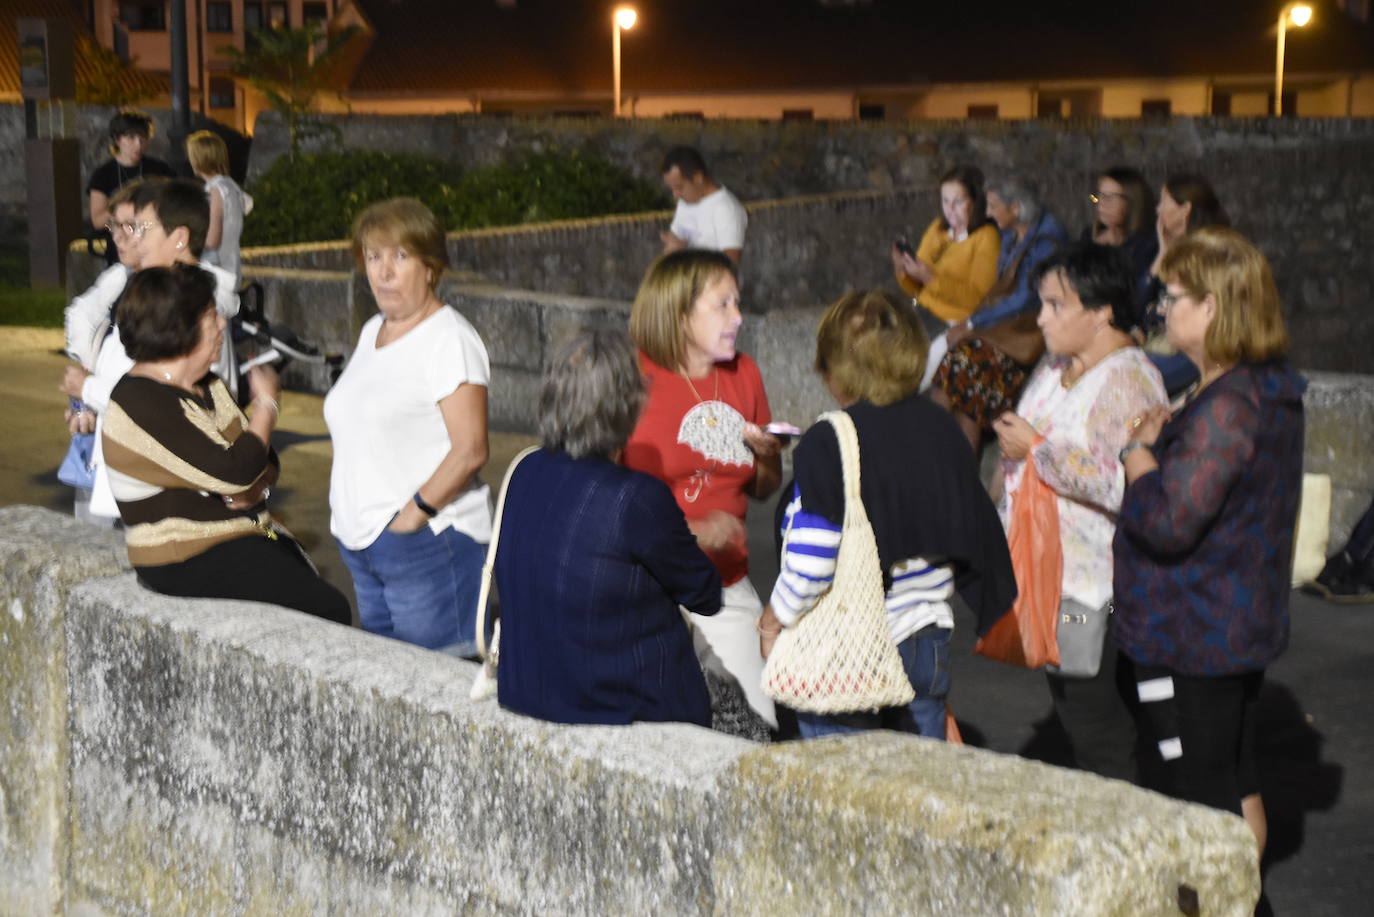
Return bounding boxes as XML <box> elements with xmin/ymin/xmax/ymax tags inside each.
<box><xmin>493</xmin><ymin>329</ymin><xmax>724</xmax><ymax>725</ymax></box>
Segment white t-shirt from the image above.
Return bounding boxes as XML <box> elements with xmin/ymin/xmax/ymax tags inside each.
<box><xmin>202</xmin><ymin>174</ymin><xmax>252</xmax><ymax>281</ymax></box>
<box><xmin>669</xmin><ymin>186</ymin><xmax>748</xmax><ymax>252</ymax></box>
<box><xmin>325</xmin><ymin>305</ymin><xmax>493</xmax><ymax>550</ymax></box>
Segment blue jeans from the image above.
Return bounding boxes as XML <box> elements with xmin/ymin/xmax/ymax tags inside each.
<box><xmin>338</xmin><ymin>524</ymin><xmax>484</xmax><ymax>654</ymax></box>
<box><xmin>795</xmin><ymin>624</ymin><xmax>952</xmax><ymax>740</ymax></box>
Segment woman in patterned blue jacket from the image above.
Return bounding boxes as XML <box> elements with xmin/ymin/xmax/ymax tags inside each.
<box><xmin>1114</xmin><ymin>227</ymin><xmax>1304</xmax><ymax>859</ymax></box>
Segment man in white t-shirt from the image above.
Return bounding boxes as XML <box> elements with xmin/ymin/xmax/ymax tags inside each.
<box><xmin>659</xmin><ymin>146</ymin><xmax>747</xmax><ymax>264</ymax></box>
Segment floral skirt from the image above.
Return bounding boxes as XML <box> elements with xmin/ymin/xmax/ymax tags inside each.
<box><xmin>932</xmin><ymin>338</ymin><xmax>1029</xmax><ymax>430</ymax></box>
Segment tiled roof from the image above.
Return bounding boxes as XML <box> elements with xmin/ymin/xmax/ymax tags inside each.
<box><xmin>0</xmin><ymin>0</ymin><xmax>167</xmax><ymax>98</ymax></box>
<box><xmin>342</xmin><ymin>0</ymin><xmax>1374</xmax><ymax>96</ymax></box>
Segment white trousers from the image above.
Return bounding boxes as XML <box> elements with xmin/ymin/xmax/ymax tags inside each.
<box><xmin>920</xmin><ymin>323</ymin><xmax>955</xmax><ymax>392</ymax></box>
<box><xmin>687</xmin><ymin>577</ymin><xmax>777</xmax><ymax>729</ymax></box>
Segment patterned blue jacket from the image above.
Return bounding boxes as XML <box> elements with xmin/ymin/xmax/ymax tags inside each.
<box><xmin>1113</xmin><ymin>361</ymin><xmax>1306</xmax><ymax>675</ymax></box>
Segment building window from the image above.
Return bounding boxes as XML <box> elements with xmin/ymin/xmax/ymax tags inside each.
<box><xmin>119</xmin><ymin>3</ymin><xmax>166</xmax><ymax>31</ymax></box>
<box><xmin>1037</xmin><ymin>97</ymin><xmax>1065</xmax><ymax>118</ymax></box>
<box><xmin>857</xmin><ymin>104</ymin><xmax>885</xmax><ymax>121</ymax></box>
<box><xmin>782</xmin><ymin>109</ymin><xmax>814</xmax><ymax>121</ymax></box>
<box><xmin>1141</xmin><ymin>99</ymin><xmax>1172</xmax><ymax>118</ymax></box>
<box><xmin>206</xmin><ymin>2</ymin><xmax>233</xmax><ymax>33</ymax></box>
<box><xmin>1210</xmin><ymin>92</ymin><xmax>1231</xmax><ymax>116</ymax></box>
<box><xmin>303</xmin><ymin>2</ymin><xmax>329</xmax><ymax>24</ymax></box>
<box><xmin>209</xmin><ymin>77</ymin><xmax>236</xmax><ymax>109</ymax></box>
<box><xmin>967</xmin><ymin>104</ymin><xmax>998</xmax><ymax>119</ymax></box>
<box><xmin>268</xmin><ymin>2</ymin><xmax>289</xmax><ymax>28</ymax></box>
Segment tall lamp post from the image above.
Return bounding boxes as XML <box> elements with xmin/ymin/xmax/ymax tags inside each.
<box><xmin>612</xmin><ymin>6</ymin><xmax>637</xmax><ymax>117</ymax></box>
<box><xmin>1275</xmin><ymin>3</ymin><xmax>1313</xmax><ymax>116</ymax></box>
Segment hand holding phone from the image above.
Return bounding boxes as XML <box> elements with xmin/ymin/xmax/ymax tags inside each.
<box><xmin>764</xmin><ymin>422</ymin><xmax>802</xmax><ymax>445</ymax></box>
<box><xmin>894</xmin><ymin>237</ymin><xmax>915</xmax><ymax>258</ymax></box>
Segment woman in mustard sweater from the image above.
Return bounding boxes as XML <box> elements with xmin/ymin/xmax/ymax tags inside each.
<box><xmin>891</xmin><ymin>165</ymin><xmax>1001</xmax><ymax>387</ymax></box>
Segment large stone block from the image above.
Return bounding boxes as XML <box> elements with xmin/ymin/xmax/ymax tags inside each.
<box><xmin>0</xmin><ymin>507</ymin><xmax>126</xmax><ymax>917</ymax></box>
<box><xmin>714</xmin><ymin>733</ymin><xmax>1259</xmax><ymax>916</ymax></box>
<box><xmin>1302</xmin><ymin>371</ymin><xmax>1374</xmax><ymax>547</ymax></box>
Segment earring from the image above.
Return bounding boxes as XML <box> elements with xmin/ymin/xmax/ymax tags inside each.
<box><xmin>176</xmin><ymin>241</ymin><xmax>183</xmax><ymax>249</ymax></box>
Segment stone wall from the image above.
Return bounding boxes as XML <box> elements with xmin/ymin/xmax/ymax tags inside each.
<box><xmin>243</xmin><ymin>188</ymin><xmax>925</xmax><ymax>309</ymax></box>
<box><xmin>0</xmin><ymin>506</ymin><xmax>1260</xmax><ymax>916</ymax></box>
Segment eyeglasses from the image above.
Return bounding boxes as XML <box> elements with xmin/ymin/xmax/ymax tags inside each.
<box><xmin>1157</xmin><ymin>290</ymin><xmax>1190</xmax><ymax>311</ymax></box>
<box><xmin>104</xmin><ymin>220</ymin><xmax>136</xmax><ymax>237</ymax></box>
<box><xmin>123</xmin><ymin>220</ymin><xmax>161</xmax><ymax>240</ymax></box>
<box><xmin>1089</xmin><ymin>191</ymin><xmax>1127</xmax><ymax>205</ymax></box>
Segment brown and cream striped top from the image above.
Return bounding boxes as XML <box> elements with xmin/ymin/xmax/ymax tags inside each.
<box><xmin>102</xmin><ymin>374</ymin><xmax>277</xmax><ymax>567</ymax></box>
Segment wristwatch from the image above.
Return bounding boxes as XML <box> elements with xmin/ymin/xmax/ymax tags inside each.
<box><xmin>1118</xmin><ymin>442</ymin><xmax>1151</xmax><ymax>464</ymax></box>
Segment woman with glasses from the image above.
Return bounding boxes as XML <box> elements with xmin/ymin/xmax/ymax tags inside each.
<box><xmin>1084</xmin><ymin>167</ymin><xmax>1157</xmax><ymax>322</ymax></box>
<box><xmin>59</xmin><ymin>178</ymin><xmax>240</xmax><ymax>522</ymax></box>
<box><xmin>1115</xmin><ymin>228</ymin><xmax>1303</xmax><ymax>860</ymax></box>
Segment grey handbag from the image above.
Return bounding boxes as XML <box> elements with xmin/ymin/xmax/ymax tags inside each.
<box><xmin>1045</xmin><ymin>597</ymin><xmax>1112</xmax><ymax>679</ymax></box>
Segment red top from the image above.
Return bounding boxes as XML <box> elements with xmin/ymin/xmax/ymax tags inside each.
<box><xmin>623</xmin><ymin>351</ymin><xmax>771</xmax><ymax>586</ymax></box>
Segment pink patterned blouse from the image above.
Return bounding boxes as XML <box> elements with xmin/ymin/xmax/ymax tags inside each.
<box><xmin>999</xmin><ymin>348</ymin><xmax>1167</xmax><ymax>610</ymax></box>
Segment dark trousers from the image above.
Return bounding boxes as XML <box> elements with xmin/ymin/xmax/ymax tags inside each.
<box><xmin>136</xmin><ymin>534</ymin><xmax>352</xmax><ymax>626</ymax></box>
<box><xmin>1046</xmin><ymin>641</ymin><xmax>1138</xmax><ymax>782</ymax></box>
<box><xmin>1131</xmin><ymin>663</ymin><xmax>1263</xmax><ymax>816</ymax></box>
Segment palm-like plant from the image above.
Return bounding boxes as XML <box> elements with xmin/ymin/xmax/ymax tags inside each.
<box><xmin>222</xmin><ymin>21</ymin><xmax>359</xmax><ymax>158</ymax></box>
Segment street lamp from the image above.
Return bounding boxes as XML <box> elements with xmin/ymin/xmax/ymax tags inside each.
<box><xmin>1274</xmin><ymin>3</ymin><xmax>1313</xmax><ymax>117</ymax></box>
<box><xmin>612</xmin><ymin>6</ymin><xmax>637</xmax><ymax>117</ymax></box>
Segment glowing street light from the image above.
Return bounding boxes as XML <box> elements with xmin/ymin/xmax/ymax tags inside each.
<box><xmin>1275</xmin><ymin>3</ymin><xmax>1313</xmax><ymax>117</ymax></box>
<box><xmin>613</xmin><ymin>7</ymin><xmax>638</xmax><ymax>117</ymax></box>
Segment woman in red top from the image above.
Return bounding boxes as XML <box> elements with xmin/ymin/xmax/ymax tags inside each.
<box><xmin>624</xmin><ymin>250</ymin><xmax>783</xmax><ymax>733</ymax></box>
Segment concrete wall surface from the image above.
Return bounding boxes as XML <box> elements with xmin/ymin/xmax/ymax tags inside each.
<box><xmin>0</xmin><ymin>506</ymin><xmax>1259</xmax><ymax>916</ymax></box>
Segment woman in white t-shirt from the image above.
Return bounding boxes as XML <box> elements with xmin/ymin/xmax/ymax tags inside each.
<box><xmin>325</xmin><ymin>198</ymin><xmax>492</xmax><ymax>653</ymax></box>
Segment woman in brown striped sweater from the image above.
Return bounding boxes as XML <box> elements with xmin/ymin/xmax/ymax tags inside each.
<box><xmin>101</xmin><ymin>264</ymin><xmax>350</xmax><ymax>624</ymax></box>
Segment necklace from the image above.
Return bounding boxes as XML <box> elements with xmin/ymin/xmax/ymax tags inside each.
<box><xmin>115</xmin><ymin>160</ymin><xmax>144</xmax><ymax>188</ymax></box>
<box><xmin>681</xmin><ymin>367</ymin><xmax>720</xmax><ymax>427</ymax></box>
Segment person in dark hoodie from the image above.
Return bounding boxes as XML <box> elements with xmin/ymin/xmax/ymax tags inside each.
<box><xmin>1114</xmin><ymin>227</ymin><xmax>1305</xmax><ymax>861</ymax></box>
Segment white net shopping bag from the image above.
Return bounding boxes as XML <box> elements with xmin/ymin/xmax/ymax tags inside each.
<box><xmin>762</xmin><ymin>411</ymin><xmax>915</xmax><ymax>714</ymax></box>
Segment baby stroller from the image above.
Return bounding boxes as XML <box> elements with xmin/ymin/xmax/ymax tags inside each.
<box><xmin>226</xmin><ymin>282</ymin><xmax>344</xmax><ymax>405</ymax></box>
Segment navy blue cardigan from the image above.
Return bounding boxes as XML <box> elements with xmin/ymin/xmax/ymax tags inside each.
<box><xmin>494</xmin><ymin>448</ymin><xmax>722</xmax><ymax>726</ymax></box>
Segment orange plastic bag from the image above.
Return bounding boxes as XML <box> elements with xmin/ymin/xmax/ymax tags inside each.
<box><xmin>974</xmin><ymin>454</ymin><xmax>1062</xmax><ymax>669</ymax></box>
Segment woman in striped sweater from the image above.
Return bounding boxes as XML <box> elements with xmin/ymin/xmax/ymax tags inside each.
<box><xmin>101</xmin><ymin>264</ymin><xmax>349</xmax><ymax>624</ymax></box>
<box><xmin>758</xmin><ymin>290</ymin><xmax>1015</xmax><ymax>740</ymax></box>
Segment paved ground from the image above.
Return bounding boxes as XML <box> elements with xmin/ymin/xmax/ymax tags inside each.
<box><xmin>3</xmin><ymin>326</ymin><xmax>1370</xmax><ymax>914</ymax></box>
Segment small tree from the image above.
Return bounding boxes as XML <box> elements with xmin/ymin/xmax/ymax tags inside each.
<box><xmin>222</xmin><ymin>21</ymin><xmax>358</xmax><ymax>158</ymax></box>
<box><xmin>75</xmin><ymin>36</ymin><xmax>156</xmax><ymax>106</ymax></box>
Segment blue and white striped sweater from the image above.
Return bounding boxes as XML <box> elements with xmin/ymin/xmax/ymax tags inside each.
<box><xmin>770</xmin><ymin>484</ymin><xmax>954</xmax><ymax>643</ymax></box>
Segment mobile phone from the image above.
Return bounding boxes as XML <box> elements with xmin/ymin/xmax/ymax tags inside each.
<box><xmin>894</xmin><ymin>237</ymin><xmax>915</xmax><ymax>257</ymax></box>
<box><xmin>765</xmin><ymin>421</ymin><xmax>802</xmax><ymax>444</ymax></box>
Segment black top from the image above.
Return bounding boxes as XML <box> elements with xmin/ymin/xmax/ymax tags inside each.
<box><xmin>776</xmin><ymin>393</ymin><xmax>1017</xmax><ymax>636</ymax></box>
<box><xmin>86</xmin><ymin>156</ymin><xmax>178</xmax><ymax>198</ymax></box>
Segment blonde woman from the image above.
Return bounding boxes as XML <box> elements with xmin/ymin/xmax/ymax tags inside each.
<box><xmin>623</xmin><ymin>249</ymin><xmax>783</xmax><ymax>733</ymax></box>
<box><xmin>1115</xmin><ymin>227</ymin><xmax>1303</xmax><ymax>855</ymax></box>
<box><xmin>186</xmin><ymin>130</ymin><xmax>252</xmax><ymax>282</ymax></box>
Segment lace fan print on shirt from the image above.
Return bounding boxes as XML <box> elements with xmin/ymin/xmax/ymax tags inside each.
<box><xmin>678</xmin><ymin>400</ymin><xmax>754</xmax><ymax>467</ymax></box>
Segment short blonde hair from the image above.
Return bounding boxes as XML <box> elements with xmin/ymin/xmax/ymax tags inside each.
<box><xmin>1160</xmin><ymin>226</ymin><xmax>1288</xmax><ymax>365</ymax></box>
<box><xmin>628</xmin><ymin>249</ymin><xmax>736</xmax><ymax>370</ymax></box>
<box><xmin>350</xmin><ymin>197</ymin><xmax>449</xmax><ymax>292</ymax></box>
<box><xmin>185</xmin><ymin>130</ymin><xmax>229</xmax><ymax>176</ymax></box>
<box><xmin>815</xmin><ymin>290</ymin><xmax>928</xmax><ymax>406</ymax></box>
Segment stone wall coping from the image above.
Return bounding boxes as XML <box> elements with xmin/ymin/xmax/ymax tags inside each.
<box><xmin>445</xmin><ymin>279</ymin><xmax>630</xmax><ymax>315</ymax></box>
<box><xmin>240</xmin><ymin>186</ymin><xmax>928</xmax><ymax>261</ymax></box>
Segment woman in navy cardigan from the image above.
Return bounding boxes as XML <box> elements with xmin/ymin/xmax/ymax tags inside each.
<box><xmin>1115</xmin><ymin>227</ymin><xmax>1304</xmax><ymax>860</ymax></box>
<box><xmin>494</xmin><ymin>329</ymin><xmax>722</xmax><ymax>726</ymax></box>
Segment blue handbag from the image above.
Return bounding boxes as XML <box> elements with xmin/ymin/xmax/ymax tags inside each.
<box><xmin>57</xmin><ymin>432</ymin><xmax>97</xmax><ymax>490</ymax></box>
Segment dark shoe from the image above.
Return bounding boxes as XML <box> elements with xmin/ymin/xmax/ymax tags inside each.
<box><xmin>1303</xmin><ymin>551</ymin><xmax>1374</xmax><ymax>603</ymax></box>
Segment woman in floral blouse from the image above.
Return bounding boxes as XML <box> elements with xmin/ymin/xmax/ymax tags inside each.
<box><xmin>1115</xmin><ymin>227</ymin><xmax>1304</xmax><ymax>858</ymax></box>
<box><xmin>992</xmin><ymin>241</ymin><xmax>1166</xmax><ymax>781</ymax></box>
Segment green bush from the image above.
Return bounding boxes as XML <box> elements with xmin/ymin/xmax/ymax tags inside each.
<box><xmin>242</xmin><ymin>150</ymin><xmax>463</xmax><ymax>246</ymax></box>
<box><xmin>243</xmin><ymin>148</ymin><xmax>668</xmax><ymax>247</ymax></box>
